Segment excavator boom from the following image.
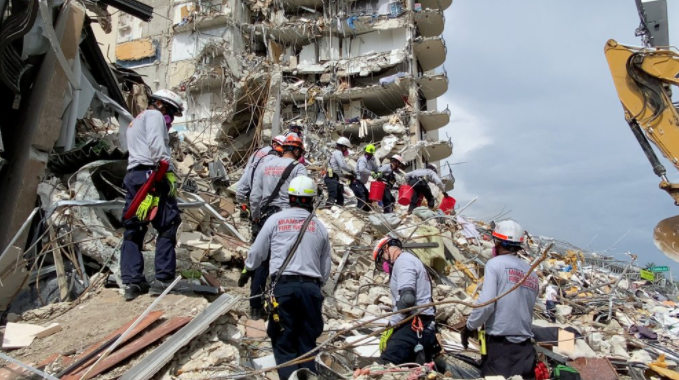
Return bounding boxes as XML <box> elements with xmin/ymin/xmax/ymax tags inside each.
<box><xmin>604</xmin><ymin>39</ymin><xmax>679</xmax><ymax>263</ymax></box>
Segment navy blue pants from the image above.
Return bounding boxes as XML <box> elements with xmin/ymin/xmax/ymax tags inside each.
<box><xmin>481</xmin><ymin>336</ymin><xmax>536</xmax><ymax>379</ymax></box>
<box><xmin>350</xmin><ymin>180</ymin><xmax>371</xmax><ymax>211</ymax></box>
<box><xmin>382</xmin><ymin>186</ymin><xmax>395</xmax><ymax>213</ymax></box>
<box><xmin>249</xmin><ymin>206</ymin><xmax>280</xmax><ymax>308</ymax></box>
<box><xmin>323</xmin><ymin>175</ymin><xmax>344</xmax><ymax>206</ymax></box>
<box><xmin>121</xmin><ymin>168</ymin><xmax>181</xmax><ymax>284</ymax></box>
<box><xmin>408</xmin><ymin>178</ymin><xmax>434</xmax><ymax>213</ymax></box>
<box><xmin>267</xmin><ymin>279</ymin><xmax>324</xmax><ymax>380</ymax></box>
<box><xmin>381</xmin><ymin>316</ymin><xmax>440</xmax><ymax>365</ymax></box>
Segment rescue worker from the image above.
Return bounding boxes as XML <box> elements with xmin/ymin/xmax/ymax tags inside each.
<box><xmin>404</xmin><ymin>164</ymin><xmax>445</xmax><ymax>214</ymax></box>
<box><xmin>325</xmin><ymin>137</ymin><xmax>354</xmax><ymax>206</ymax></box>
<box><xmin>121</xmin><ymin>89</ymin><xmax>184</xmax><ymax>301</ymax></box>
<box><xmin>351</xmin><ymin>144</ymin><xmax>379</xmax><ymax>211</ymax></box>
<box><xmin>373</xmin><ymin>236</ymin><xmax>442</xmax><ymax>367</ymax></box>
<box><xmin>241</xmin><ymin>176</ymin><xmax>331</xmax><ymax>380</ymax></box>
<box><xmin>285</xmin><ymin>124</ymin><xmax>307</xmax><ymax>165</ymax></box>
<box><xmin>544</xmin><ymin>283</ymin><xmax>559</xmax><ymax>323</ymax></box>
<box><xmin>461</xmin><ymin>220</ymin><xmax>539</xmax><ymax>379</ymax></box>
<box><xmin>375</xmin><ymin>154</ymin><xmax>405</xmax><ymax>213</ymax></box>
<box><xmin>241</xmin><ymin>134</ymin><xmax>307</xmax><ymax>319</ymax></box>
<box><xmin>236</xmin><ymin>135</ymin><xmax>286</xmax><ymax>218</ymax></box>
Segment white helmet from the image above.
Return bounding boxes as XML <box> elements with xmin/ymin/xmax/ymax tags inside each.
<box><xmin>492</xmin><ymin>220</ymin><xmax>525</xmax><ymax>246</ymax></box>
<box><xmin>273</xmin><ymin>135</ymin><xmax>286</xmax><ymax>145</ymax></box>
<box><xmin>151</xmin><ymin>89</ymin><xmax>184</xmax><ymax>116</ymax></box>
<box><xmin>391</xmin><ymin>154</ymin><xmax>405</xmax><ymax>165</ymax></box>
<box><xmin>337</xmin><ymin>137</ymin><xmax>351</xmax><ymax>148</ymax></box>
<box><xmin>288</xmin><ymin>176</ymin><xmax>318</xmax><ymax>197</ymax></box>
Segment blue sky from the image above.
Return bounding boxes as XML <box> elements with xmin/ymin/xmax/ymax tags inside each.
<box><xmin>440</xmin><ymin>0</ymin><xmax>679</xmax><ymax>273</ymax></box>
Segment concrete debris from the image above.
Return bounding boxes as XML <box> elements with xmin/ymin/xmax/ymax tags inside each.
<box><xmin>0</xmin><ymin>0</ymin><xmax>678</xmax><ymax>380</ymax></box>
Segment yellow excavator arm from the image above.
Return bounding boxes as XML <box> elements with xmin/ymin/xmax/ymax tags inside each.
<box><xmin>605</xmin><ymin>39</ymin><xmax>679</xmax><ymax>262</ymax></box>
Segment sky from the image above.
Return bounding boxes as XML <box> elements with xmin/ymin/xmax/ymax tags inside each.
<box><xmin>439</xmin><ymin>0</ymin><xmax>679</xmax><ymax>274</ymax></box>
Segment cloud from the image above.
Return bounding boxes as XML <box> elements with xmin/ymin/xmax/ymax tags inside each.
<box><xmin>437</xmin><ymin>0</ymin><xmax>679</xmax><ymax>272</ymax></box>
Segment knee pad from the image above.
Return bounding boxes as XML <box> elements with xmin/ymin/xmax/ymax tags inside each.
<box><xmin>124</xmin><ymin>226</ymin><xmax>147</xmax><ymax>242</ymax></box>
<box><xmin>157</xmin><ymin>222</ymin><xmax>179</xmax><ymax>244</ymax></box>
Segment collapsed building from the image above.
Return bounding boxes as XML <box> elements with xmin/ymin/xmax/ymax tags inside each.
<box><xmin>2</xmin><ymin>1</ymin><xmax>679</xmax><ymax>380</ymax></box>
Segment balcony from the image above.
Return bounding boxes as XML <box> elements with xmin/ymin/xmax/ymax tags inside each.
<box><xmin>418</xmin><ymin>0</ymin><xmax>453</xmax><ymax>11</ymax></box>
<box><xmin>417</xmin><ymin>72</ymin><xmax>448</xmax><ymax>100</ymax></box>
<box><xmin>414</xmin><ymin>37</ymin><xmax>446</xmax><ymax>71</ymax></box>
<box><xmin>418</xmin><ymin>108</ymin><xmax>450</xmax><ymax>132</ymax></box>
<box><xmin>421</xmin><ymin>140</ymin><xmax>453</xmax><ymax>162</ymax></box>
<box><xmin>414</xmin><ymin>10</ymin><xmax>444</xmax><ymax>37</ymax></box>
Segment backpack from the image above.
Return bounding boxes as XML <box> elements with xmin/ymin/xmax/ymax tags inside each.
<box><xmin>554</xmin><ymin>364</ymin><xmax>581</xmax><ymax>380</ymax></box>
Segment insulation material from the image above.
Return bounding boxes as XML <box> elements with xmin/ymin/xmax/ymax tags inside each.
<box><xmin>115</xmin><ymin>38</ymin><xmax>156</xmax><ymax>61</ymax></box>
<box><xmin>408</xmin><ymin>225</ymin><xmax>447</xmax><ymax>273</ymax></box>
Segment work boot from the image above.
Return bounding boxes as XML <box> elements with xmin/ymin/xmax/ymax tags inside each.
<box><xmin>250</xmin><ymin>307</ymin><xmax>265</xmax><ymax>320</ymax></box>
<box><xmin>124</xmin><ymin>282</ymin><xmax>150</xmax><ymax>301</ymax></box>
<box><xmin>149</xmin><ymin>279</ymin><xmax>191</xmax><ymax>296</ymax></box>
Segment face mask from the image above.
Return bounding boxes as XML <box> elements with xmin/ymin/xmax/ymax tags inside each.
<box><xmin>164</xmin><ymin>114</ymin><xmax>174</xmax><ymax>129</ymax></box>
<box><xmin>382</xmin><ymin>261</ymin><xmax>392</xmax><ymax>274</ymax></box>
<box><xmin>343</xmin><ymin>149</ymin><xmax>349</xmax><ymax>157</ymax></box>
<box><xmin>492</xmin><ymin>246</ymin><xmax>497</xmax><ymax>257</ymax></box>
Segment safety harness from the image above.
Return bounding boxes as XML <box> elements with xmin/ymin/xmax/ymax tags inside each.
<box><xmin>263</xmin><ymin>200</ymin><xmax>320</xmax><ymax>323</ymax></box>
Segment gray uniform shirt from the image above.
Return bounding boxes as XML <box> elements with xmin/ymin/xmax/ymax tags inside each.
<box><xmin>246</xmin><ymin>207</ymin><xmax>332</xmax><ymax>283</ymax></box>
<box><xmin>329</xmin><ymin>150</ymin><xmax>354</xmax><ymax>176</ymax></box>
<box><xmin>250</xmin><ymin>156</ymin><xmax>307</xmax><ymax>219</ymax></box>
<box><xmin>235</xmin><ymin>146</ymin><xmax>272</xmax><ymax>202</ymax></box>
<box><xmin>466</xmin><ymin>254</ymin><xmax>539</xmax><ymax>343</ymax></box>
<box><xmin>389</xmin><ymin>251</ymin><xmax>435</xmax><ymax>325</ymax></box>
<box><xmin>356</xmin><ymin>155</ymin><xmax>379</xmax><ymax>184</ymax></box>
<box><xmin>126</xmin><ymin>110</ymin><xmax>172</xmax><ymax>170</ymax></box>
<box><xmin>405</xmin><ymin>169</ymin><xmax>445</xmax><ymax>191</ymax></box>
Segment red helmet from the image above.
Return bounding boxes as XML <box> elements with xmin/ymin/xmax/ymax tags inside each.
<box><xmin>373</xmin><ymin>236</ymin><xmax>403</xmax><ymax>269</ymax></box>
<box><xmin>283</xmin><ymin>135</ymin><xmax>305</xmax><ymax>151</ymax></box>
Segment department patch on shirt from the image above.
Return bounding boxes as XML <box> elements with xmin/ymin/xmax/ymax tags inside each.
<box><xmin>277</xmin><ymin>218</ymin><xmax>317</xmax><ymax>233</ymax></box>
<box><xmin>264</xmin><ymin>166</ymin><xmax>287</xmax><ymax>176</ymax></box>
<box><xmin>506</xmin><ymin>268</ymin><xmax>539</xmax><ymax>292</ymax></box>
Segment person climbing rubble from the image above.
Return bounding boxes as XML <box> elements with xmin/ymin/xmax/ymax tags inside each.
<box><xmin>235</xmin><ymin>135</ymin><xmax>285</xmax><ymax>219</ymax></box>
<box><xmin>404</xmin><ymin>164</ymin><xmax>446</xmax><ymax>214</ymax></box>
<box><xmin>461</xmin><ymin>220</ymin><xmax>539</xmax><ymax>379</ymax></box>
<box><xmin>545</xmin><ymin>283</ymin><xmax>559</xmax><ymax>323</ymax></box>
<box><xmin>242</xmin><ymin>134</ymin><xmax>308</xmax><ymax>320</ymax></box>
<box><xmin>325</xmin><ymin>137</ymin><xmax>355</xmax><ymax>206</ymax></box>
<box><xmin>351</xmin><ymin>144</ymin><xmax>379</xmax><ymax>211</ymax></box>
<box><xmin>375</xmin><ymin>154</ymin><xmax>405</xmax><ymax>213</ymax></box>
<box><xmin>241</xmin><ymin>176</ymin><xmax>331</xmax><ymax>380</ymax></box>
<box><xmin>373</xmin><ymin>236</ymin><xmax>444</xmax><ymax>369</ymax></box>
<box><xmin>120</xmin><ymin>89</ymin><xmax>185</xmax><ymax>301</ymax></box>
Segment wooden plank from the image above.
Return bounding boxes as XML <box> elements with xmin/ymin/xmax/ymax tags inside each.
<box><xmin>557</xmin><ymin>329</ymin><xmax>575</xmax><ymax>357</ymax></box>
<box><xmin>73</xmin><ymin>317</ymin><xmax>192</xmax><ymax>380</ymax></box>
<box><xmin>60</xmin><ymin>311</ymin><xmax>164</xmax><ymax>378</ymax></box>
<box><xmin>120</xmin><ymin>294</ymin><xmax>240</xmax><ymax>380</ymax></box>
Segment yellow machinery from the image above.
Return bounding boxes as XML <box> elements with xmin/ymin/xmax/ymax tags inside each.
<box><xmin>604</xmin><ymin>39</ymin><xmax>679</xmax><ymax>263</ymax></box>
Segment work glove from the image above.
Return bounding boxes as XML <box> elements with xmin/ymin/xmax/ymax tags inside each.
<box><xmin>460</xmin><ymin>324</ymin><xmax>475</xmax><ymax>350</ymax></box>
<box><xmin>238</xmin><ymin>268</ymin><xmax>253</xmax><ymax>287</ymax></box>
<box><xmin>166</xmin><ymin>172</ymin><xmax>177</xmax><ymax>198</ymax></box>
<box><xmin>136</xmin><ymin>194</ymin><xmax>155</xmax><ymax>221</ymax></box>
<box><xmin>379</xmin><ymin>328</ymin><xmax>394</xmax><ymax>352</ymax></box>
<box><xmin>240</xmin><ymin>203</ymin><xmax>250</xmax><ymax>219</ymax></box>
<box><xmin>371</xmin><ymin>171</ymin><xmax>382</xmax><ymax>180</ymax></box>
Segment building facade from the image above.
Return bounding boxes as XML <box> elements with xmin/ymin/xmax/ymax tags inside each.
<box><xmin>100</xmin><ymin>0</ymin><xmax>453</xmax><ymax>185</ymax></box>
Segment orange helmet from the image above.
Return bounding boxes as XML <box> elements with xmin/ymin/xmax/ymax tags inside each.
<box><xmin>283</xmin><ymin>135</ymin><xmax>305</xmax><ymax>151</ymax></box>
<box><xmin>373</xmin><ymin>236</ymin><xmax>403</xmax><ymax>270</ymax></box>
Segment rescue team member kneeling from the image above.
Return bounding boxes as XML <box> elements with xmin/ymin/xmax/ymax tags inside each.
<box><xmin>461</xmin><ymin>220</ymin><xmax>539</xmax><ymax>379</ymax></box>
<box><xmin>241</xmin><ymin>176</ymin><xmax>331</xmax><ymax>380</ymax></box>
<box><xmin>373</xmin><ymin>236</ymin><xmax>444</xmax><ymax>369</ymax></box>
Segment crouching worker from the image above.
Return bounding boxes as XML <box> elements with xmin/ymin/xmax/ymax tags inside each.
<box><xmin>374</xmin><ymin>236</ymin><xmax>443</xmax><ymax>369</ymax></box>
<box><xmin>241</xmin><ymin>176</ymin><xmax>331</xmax><ymax>380</ymax></box>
